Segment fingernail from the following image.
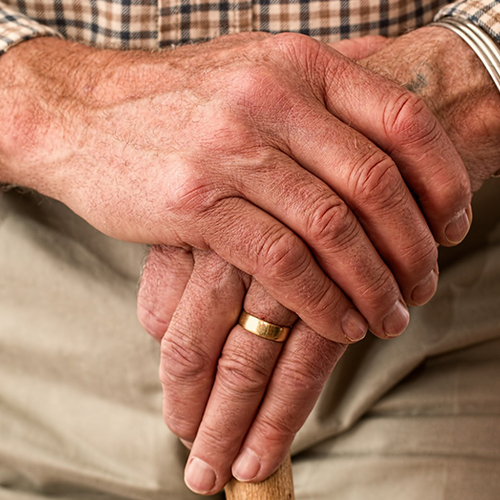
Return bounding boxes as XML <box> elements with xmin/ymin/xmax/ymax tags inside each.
<box><xmin>232</xmin><ymin>448</ymin><xmax>261</xmax><ymax>482</ymax></box>
<box><xmin>445</xmin><ymin>206</ymin><xmax>472</xmax><ymax>245</ymax></box>
<box><xmin>184</xmin><ymin>457</ymin><xmax>217</xmax><ymax>494</ymax></box>
<box><xmin>411</xmin><ymin>267</ymin><xmax>439</xmax><ymax>306</ymax></box>
<box><xmin>383</xmin><ymin>300</ymin><xmax>410</xmax><ymax>338</ymax></box>
<box><xmin>341</xmin><ymin>309</ymin><xmax>368</xmax><ymax>342</ymax></box>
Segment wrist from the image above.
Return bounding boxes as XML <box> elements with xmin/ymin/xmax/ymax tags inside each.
<box><xmin>0</xmin><ymin>41</ymin><xmax>34</xmax><ymax>187</ymax></box>
<box><xmin>0</xmin><ymin>37</ymin><xmax>152</xmax><ymax>198</ymax></box>
<box><xmin>0</xmin><ymin>38</ymin><xmax>83</xmax><ymax>194</ymax></box>
<box><xmin>363</xmin><ymin>26</ymin><xmax>500</xmax><ymax>191</ymax></box>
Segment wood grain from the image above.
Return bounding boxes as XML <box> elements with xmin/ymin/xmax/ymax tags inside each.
<box><xmin>224</xmin><ymin>454</ymin><xmax>294</xmax><ymax>500</ymax></box>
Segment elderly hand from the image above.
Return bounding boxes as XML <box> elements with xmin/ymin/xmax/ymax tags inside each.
<box><xmin>0</xmin><ymin>32</ymin><xmax>471</xmax><ymax>346</ymax></box>
<box><xmin>140</xmin><ymin>245</ymin><xmax>346</xmax><ymax>495</ymax></box>
<box><xmin>361</xmin><ymin>25</ymin><xmax>500</xmax><ymax>190</ymax></box>
<box><xmin>138</xmin><ymin>37</ymin><xmax>389</xmax><ymax>495</ymax></box>
<box><xmin>138</xmin><ymin>28</ymin><xmax>500</xmax><ymax>495</ymax></box>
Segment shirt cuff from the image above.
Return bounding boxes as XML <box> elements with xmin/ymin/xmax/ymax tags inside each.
<box><xmin>435</xmin><ymin>0</ymin><xmax>500</xmax><ymax>45</ymax></box>
<box><xmin>0</xmin><ymin>3</ymin><xmax>61</xmax><ymax>55</ymax></box>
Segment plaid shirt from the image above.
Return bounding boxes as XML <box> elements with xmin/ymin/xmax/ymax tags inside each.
<box><xmin>1</xmin><ymin>0</ymin><xmax>500</xmax><ymax>54</ymax></box>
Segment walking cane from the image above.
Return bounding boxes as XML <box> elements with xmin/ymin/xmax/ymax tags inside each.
<box><xmin>225</xmin><ymin>453</ymin><xmax>294</xmax><ymax>500</ymax></box>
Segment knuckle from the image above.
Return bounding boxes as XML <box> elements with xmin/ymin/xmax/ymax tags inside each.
<box><xmin>228</xmin><ymin>62</ymin><xmax>270</xmax><ymax>96</ymax></box>
<box><xmin>278</xmin><ymin>356</ymin><xmax>326</xmax><ymax>395</ymax></box>
<box><xmin>193</xmin><ymin>250</ymin><xmax>236</xmax><ymax>288</ymax></box>
<box><xmin>385</xmin><ymin>91</ymin><xmax>441</xmax><ymax>148</ymax></box>
<box><xmin>160</xmin><ymin>333</ymin><xmax>212</xmax><ymax>386</ymax></box>
<box><xmin>136</xmin><ymin>246</ymin><xmax>193</xmax><ymax>342</ymax></box>
<box><xmin>224</xmin><ymin>60</ymin><xmax>291</xmax><ymax>122</ymax></box>
<box><xmin>383</xmin><ymin>90</ymin><xmax>472</xmax><ymax>212</ymax></box>
<box><xmin>137</xmin><ymin>304</ymin><xmax>168</xmax><ymax>342</ymax></box>
<box><xmin>229</xmin><ymin>68</ymin><xmax>312</xmax><ymax>142</ymax></box>
<box><xmin>204</xmin><ymin>107</ymin><xmax>259</xmax><ymax>153</ymax></box>
<box><xmin>164</xmin><ymin>159</ymin><xmax>215</xmax><ymax>215</ymax></box>
<box><xmin>355</xmin><ymin>264</ymin><xmax>399</xmax><ymax>306</ymax></box>
<box><xmin>273</xmin><ymin>32</ymin><xmax>321</xmax><ymax>61</ymax></box>
<box><xmin>307</xmin><ymin>196</ymin><xmax>358</xmax><ymax>251</ymax></box>
<box><xmin>193</xmin><ymin>423</ymin><xmax>232</xmax><ymax>456</ymax></box>
<box><xmin>216</xmin><ymin>349</ymin><xmax>271</xmax><ymax>397</ymax></box>
<box><xmin>271</xmin><ymin>33</ymin><xmax>330</xmax><ymax>93</ymax></box>
<box><xmin>161</xmin><ymin>399</ymin><xmax>195</xmax><ymax>441</ymax></box>
<box><xmin>301</xmin><ymin>281</ymin><xmax>343</xmax><ymax>326</ymax></box>
<box><xmin>257</xmin><ymin>228</ymin><xmax>307</xmax><ymax>282</ymax></box>
<box><xmin>351</xmin><ymin>151</ymin><xmax>401</xmax><ymax>206</ymax></box>
<box><xmin>402</xmin><ymin>232</ymin><xmax>438</xmax><ymax>270</ymax></box>
<box><xmin>164</xmin><ymin>160</ymin><xmax>239</xmax><ymax>222</ymax></box>
<box><xmin>435</xmin><ymin>164</ymin><xmax>471</xmax><ymax>206</ymax></box>
<box><xmin>234</xmin><ymin>68</ymin><xmax>275</xmax><ymax>107</ymax></box>
<box><xmin>256</xmin><ymin>409</ymin><xmax>297</xmax><ymax>442</ymax></box>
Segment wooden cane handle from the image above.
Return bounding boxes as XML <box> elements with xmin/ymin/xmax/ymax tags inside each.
<box><xmin>224</xmin><ymin>454</ymin><xmax>295</xmax><ymax>500</ymax></box>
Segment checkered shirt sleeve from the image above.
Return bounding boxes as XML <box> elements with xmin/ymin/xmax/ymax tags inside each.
<box><xmin>0</xmin><ymin>2</ymin><xmax>60</xmax><ymax>54</ymax></box>
<box><xmin>0</xmin><ymin>0</ymin><xmax>159</xmax><ymax>53</ymax></box>
<box><xmin>436</xmin><ymin>0</ymin><xmax>500</xmax><ymax>44</ymax></box>
<box><xmin>1</xmin><ymin>0</ymin><xmax>500</xmax><ymax>54</ymax></box>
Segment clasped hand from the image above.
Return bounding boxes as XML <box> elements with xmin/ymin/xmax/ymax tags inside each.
<box><xmin>134</xmin><ymin>32</ymin><xmax>475</xmax><ymax>495</ymax></box>
<box><xmin>3</xmin><ymin>27</ymin><xmax>482</xmax><ymax>497</ymax></box>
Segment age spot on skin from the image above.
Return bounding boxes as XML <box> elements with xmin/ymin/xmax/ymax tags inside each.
<box><xmin>405</xmin><ymin>72</ymin><xmax>428</xmax><ymax>94</ymax></box>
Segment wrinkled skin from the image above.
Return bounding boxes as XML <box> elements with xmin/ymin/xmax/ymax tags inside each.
<box><xmin>1</xmin><ymin>25</ymin><xmax>499</xmax><ymax>496</ymax></box>
<box><xmin>1</xmin><ymin>32</ymin><xmax>473</xmax><ymax>347</ymax></box>
<box><xmin>138</xmin><ymin>29</ymin><xmax>500</xmax><ymax>495</ymax></box>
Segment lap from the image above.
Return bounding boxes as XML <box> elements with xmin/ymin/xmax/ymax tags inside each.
<box><xmin>1</xmin><ymin>180</ymin><xmax>500</xmax><ymax>499</ymax></box>
<box><xmin>0</xmin><ymin>191</ymin><xmax>211</xmax><ymax>500</ymax></box>
<box><xmin>294</xmin><ymin>337</ymin><xmax>500</xmax><ymax>499</ymax></box>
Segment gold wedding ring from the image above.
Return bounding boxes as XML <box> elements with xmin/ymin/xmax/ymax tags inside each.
<box><xmin>238</xmin><ymin>310</ymin><xmax>291</xmax><ymax>343</ymax></box>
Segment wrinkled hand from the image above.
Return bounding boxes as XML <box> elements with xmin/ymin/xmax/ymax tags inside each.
<box><xmin>139</xmin><ymin>38</ymin><xmax>388</xmax><ymax>495</ymax></box>
<box><xmin>361</xmin><ymin>26</ymin><xmax>500</xmax><ymax>191</ymax></box>
<box><xmin>137</xmin><ymin>29</ymin><xmax>500</xmax><ymax>496</ymax></box>
<box><xmin>140</xmin><ymin>246</ymin><xmax>347</xmax><ymax>495</ymax></box>
<box><xmin>1</xmin><ymin>31</ymin><xmax>471</xmax><ymax>345</ymax></box>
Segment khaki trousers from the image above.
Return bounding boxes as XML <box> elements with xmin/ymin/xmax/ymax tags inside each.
<box><xmin>1</xmin><ymin>180</ymin><xmax>499</xmax><ymax>499</ymax></box>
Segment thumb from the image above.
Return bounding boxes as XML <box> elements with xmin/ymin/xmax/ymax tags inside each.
<box><xmin>330</xmin><ymin>35</ymin><xmax>393</xmax><ymax>60</ymax></box>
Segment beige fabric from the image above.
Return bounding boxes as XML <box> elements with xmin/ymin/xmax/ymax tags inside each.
<box><xmin>294</xmin><ymin>340</ymin><xmax>500</xmax><ymax>498</ymax></box>
<box><xmin>0</xmin><ymin>179</ymin><xmax>499</xmax><ymax>500</ymax></box>
<box><xmin>0</xmin><ymin>191</ymin><xmax>205</xmax><ymax>500</ymax></box>
<box><xmin>292</xmin><ymin>179</ymin><xmax>500</xmax><ymax>498</ymax></box>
